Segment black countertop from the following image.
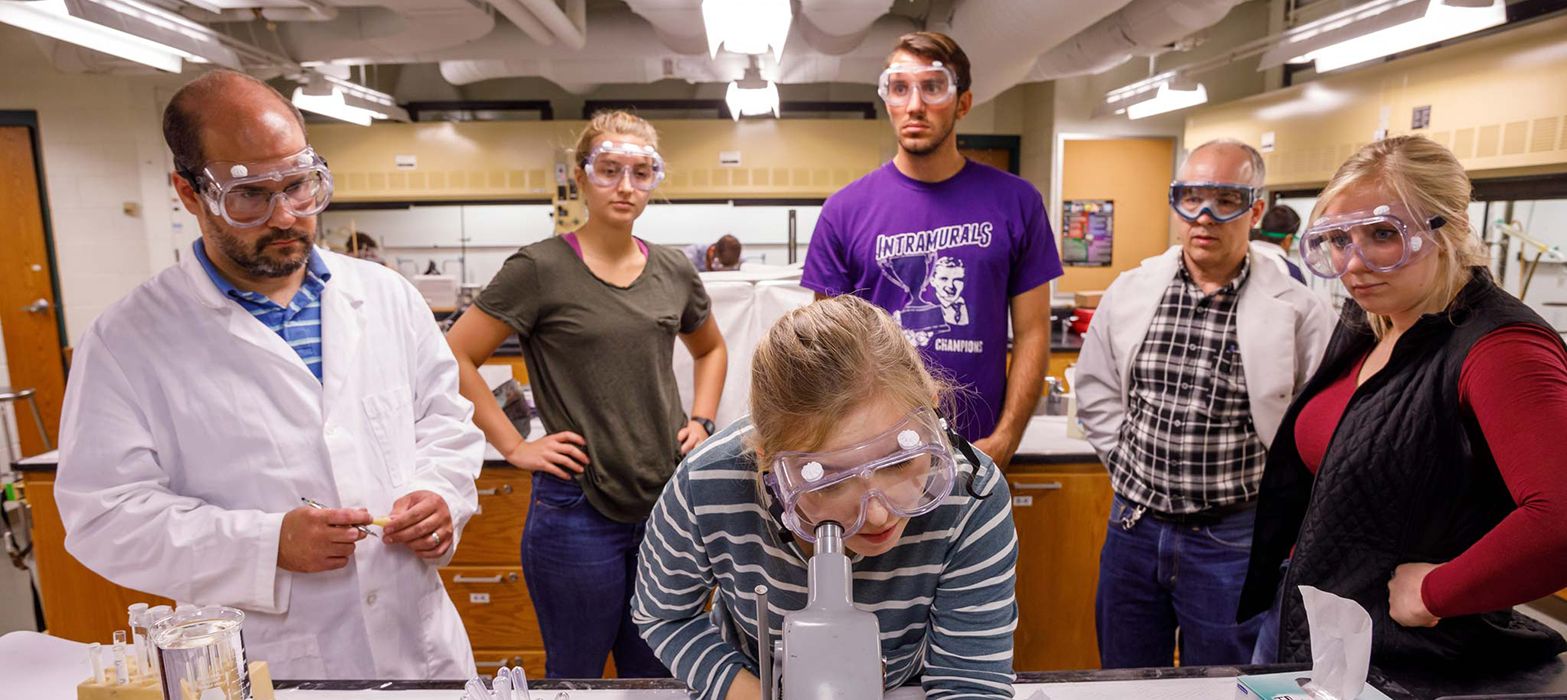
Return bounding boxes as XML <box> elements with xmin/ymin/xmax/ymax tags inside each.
<box><xmin>273</xmin><ymin>659</ymin><xmax>1567</xmax><ymax>699</ymax></box>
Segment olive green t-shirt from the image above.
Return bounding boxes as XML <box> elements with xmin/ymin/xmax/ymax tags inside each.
<box><xmin>474</xmin><ymin>236</ymin><xmax>711</xmax><ymax>522</ymax></box>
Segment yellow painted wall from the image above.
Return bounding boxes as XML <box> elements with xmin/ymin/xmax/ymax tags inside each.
<box><xmin>1186</xmin><ymin>14</ymin><xmax>1567</xmax><ymax>189</ymax></box>
<box><xmin>1058</xmin><ymin>137</ymin><xmax>1177</xmax><ymax>293</ymax></box>
<box><xmin>309</xmin><ymin>118</ymin><xmax>898</xmax><ymax>202</ymax></box>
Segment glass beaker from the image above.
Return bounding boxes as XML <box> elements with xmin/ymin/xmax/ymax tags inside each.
<box><xmin>150</xmin><ymin>606</ymin><xmax>251</xmax><ymax>700</ymax></box>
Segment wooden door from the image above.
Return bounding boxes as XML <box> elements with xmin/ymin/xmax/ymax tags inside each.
<box><xmin>0</xmin><ymin>125</ymin><xmax>67</xmax><ymax>457</ymax></box>
<box><xmin>1008</xmin><ymin>466</ymin><xmax>1113</xmax><ymax>671</ymax></box>
<box><xmin>1058</xmin><ymin>137</ymin><xmax>1177</xmax><ymax>294</ymax></box>
<box><xmin>960</xmin><ymin>147</ymin><xmax>1013</xmax><ymax>173</ymax></box>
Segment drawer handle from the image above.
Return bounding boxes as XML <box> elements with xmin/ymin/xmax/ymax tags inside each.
<box><xmin>477</xmin><ymin>484</ymin><xmax>514</xmax><ymax>497</ymax></box>
<box><xmin>453</xmin><ymin>572</ymin><xmax>519</xmax><ymax>584</ymax></box>
<box><xmin>1010</xmin><ymin>481</ymin><xmax>1063</xmax><ymax>491</ymax></box>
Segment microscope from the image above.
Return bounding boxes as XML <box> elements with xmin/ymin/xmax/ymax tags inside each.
<box><xmin>756</xmin><ymin>521</ymin><xmax>884</xmax><ymax>700</ymax></box>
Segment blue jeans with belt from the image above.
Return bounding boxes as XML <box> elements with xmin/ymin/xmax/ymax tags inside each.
<box><xmin>1095</xmin><ymin>494</ymin><xmax>1265</xmax><ymax>668</ymax></box>
<box><xmin>520</xmin><ymin>473</ymin><xmax>669</xmax><ymax>679</ymax></box>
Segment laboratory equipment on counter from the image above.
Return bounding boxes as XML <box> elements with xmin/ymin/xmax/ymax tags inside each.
<box><xmin>460</xmin><ymin>665</ymin><xmax>537</xmax><ymax>700</ymax></box>
<box><xmin>761</xmin><ymin>521</ymin><xmax>883</xmax><ymax>700</ymax></box>
<box><xmin>147</xmin><ymin>606</ymin><xmax>276</xmax><ymax>700</ymax></box>
<box><xmin>75</xmin><ymin>607</ymin><xmax>276</xmax><ymax>700</ymax></box>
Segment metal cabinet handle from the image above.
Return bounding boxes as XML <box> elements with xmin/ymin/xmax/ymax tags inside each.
<box><xmin>1010</xmin><ymin>481</ymin><xmax>1063</xmax><ymax>491</ymax></box>
<box><xmin>476</xmin><ymin>484</ymin><xmax>514</xmax><ymax>497</ymax></box>
<box><xmin>21</xmin><ymin>298</ymin><xmax>50</xmax><ymax>314</ymax></box>
<box><xmin>452</xmin><ymin>572</ymin><xmax>519</xmax><ymax>584</ymax></box>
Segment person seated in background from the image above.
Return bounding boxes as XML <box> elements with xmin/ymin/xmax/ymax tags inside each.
<box><xmin>346</xmin><ymin>231</ymin><xmax>389</xmax><ymax>266</ymax></box>
<box><xmin>684</xmin><ymin>233</ymin><xmax>743</xmax><ymax>271</ymax></box>
<box><xmin>1241</xmin><ymin>135</ymin><xmax>1567</xmax><ymax>669</ymax></box>
<box><xmin>1251</xmin><ymin>204</ymin><xmax>1305</xmax><ymax>283</ymax></box>
<box><xmin>634</xmin><ymin>295</ymin><xmax>1017</xmax><ymax>700</ymax></box>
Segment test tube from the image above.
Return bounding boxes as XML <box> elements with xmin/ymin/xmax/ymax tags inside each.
<box><xmin>89</xmin><ymin>642</ymin><xmax>105</xmax><ymax>685</ymax></box>
<box><xmin>112</xmin><ymin>630</ymin><xmax>129</xmax><ymax>685</ymax></box>
<box><xmin>128</xmin><ymin>603</ymin><xmax>149</xmax><ymax>679</ymax></box>
<box><xmin>144</xmin><ymin>605</ymin><xmax>172</xmax><ymax>680</ymax></box>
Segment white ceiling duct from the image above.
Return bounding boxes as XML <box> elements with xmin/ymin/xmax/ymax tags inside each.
<box><xmin>486</xmin><ymin>0</ymin><xmax>556</xmax><ymax>47</ymax></box>
<box><xmin>620</xmin><ymin>0</ymin><xmax>705</xmax><ymax>55</ymax></box>
<box><xmin>265</xmin><ymin>0</ymin><xmax>495</xmax><ymax>63</ymax></box>
<box><xmin>514</xmin><ymin>0</ymin><xmax>585</xmax><ymax>50</ymax></box>
<box><xmin>797</xmin><ymin>0</ymin><xmax>894</xmax><ymax>55</ymax></box>
<box><xmin>1027</xmin><ymin>0</ymin><xmax>1249</xmax><ymax>81</ymax></box>
<box><xmin>945</xmin><ymin>0</ymin><xmax>1135</xmax><ymax>104</ymax></box>
<box><xmin>432</xmin><ymin>13</ymin><xmax>916</xmax><ymax>90</ymax></box>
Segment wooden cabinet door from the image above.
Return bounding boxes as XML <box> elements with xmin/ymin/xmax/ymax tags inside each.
<box><xmin>450</xmin><ymin>470</ymin><xmax>530</xmax><ymax>566</ymax></box>
<box><xmin>1007</xmin><ymin>468</ymin><xmax>1112</xmax><ymax>672</ymax></box>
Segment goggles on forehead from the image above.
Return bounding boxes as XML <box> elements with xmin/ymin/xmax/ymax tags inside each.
<box><xmin>1169</xmin><ymin>181</ymin><xmax>1261</xmax><ymax>224</ymax></box>
<box><xmin>582</xmin><ymin>141</ymin><xmax>665</xmax><ymax>192</ymax></box>
<box><xmin>878</xmin><ymin>62</ymin><xmax>958</xmax><ymax>108</ymax></box>
<box><xmin>184</xmin><ymin>147</ymin><xmax>333</xmax><ymax>229</ymax></box>
<box><xmin>767</xmin><ymin>407</ymin><xmax>957</xmax><ymax>544</ymax></box>
<box><xmin>1299</xmin><ymin>205</ymin><xmax>1445</xmax><ymax>279</ymax></box>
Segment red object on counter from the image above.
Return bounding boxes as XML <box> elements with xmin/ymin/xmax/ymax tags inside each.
<box><xmin>1069</xmin><ymin>308</ymin><xmax>1095</xmax><ymax>334</ymax></box>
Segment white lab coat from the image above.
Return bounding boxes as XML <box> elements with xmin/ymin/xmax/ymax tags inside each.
<box><xmin>55</xmin><ymin>248</ymin><xmax>483</xmax><ymax>680</ymax></box>
<box><xmin>1075</xmin><ymin>243</ymin><xmax>1335</xmax><ymax>461</ymax></box>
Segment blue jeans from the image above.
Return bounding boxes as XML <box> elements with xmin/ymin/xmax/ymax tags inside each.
<box><xmin>1250</xmin><ymin>559</ymin><xmax>1290</xmax><ymax>665</ymax></box>
<box><xmin>521</xmin><ymin>473</ymin><xmax>669</xmax><ymax>679</ymax></box>
<box><xmin>1095</xmin><ymin>494</ymin><xmax>1264</xmax><ymax>669</ymax></box>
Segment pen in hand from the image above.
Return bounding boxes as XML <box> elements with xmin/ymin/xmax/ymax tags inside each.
<box><xmin>300</xmin><ymin>497</ymin><xmax>378</xmax><ymax>538</ymax></box>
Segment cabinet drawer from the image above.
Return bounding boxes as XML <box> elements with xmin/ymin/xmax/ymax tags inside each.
<box><xmin>441</xmin><ymin>566</ymin><xmax>542</xmax><ymax>649</ymax></box>
<box><xmin>472</xmin><ymin>649</ymin><xmax>546</xmax><ymax>680</ymax></box>
<box><xmin>452</xmin><ymin>470</ymin><xmax>531</xmax><ymax>565</ymax></box>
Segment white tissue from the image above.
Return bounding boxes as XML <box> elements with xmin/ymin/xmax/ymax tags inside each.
<box><xmin>1298</xmin><ymin>585</ymin><xmax>1373</xmax><ymax>700</ymax></box>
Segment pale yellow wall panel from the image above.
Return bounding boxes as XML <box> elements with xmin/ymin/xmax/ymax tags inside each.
<box><xmin>1186</xmin><ymin>15</ymin><xmax>1567</xmax><ymax>188</ymax></box>
<box><xmin>1059</xmin><ymin>138</ymin><xmax>1177</xmax><ymax>293</ymax></box>
<box><xmin>308</xmin><ymin>119</ymin><xmax>893</xmax><ymax>202</ymax></box>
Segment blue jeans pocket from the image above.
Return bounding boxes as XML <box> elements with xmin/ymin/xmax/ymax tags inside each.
<box><xmin>532</xmin><ymin>474</ymin><xmax>587</xmax><ymax>510</ymax></box>
<box><xmin>1201</xmin><ymin>511</ymin><xmax>1255</xmax><ymax>549</ymax></box>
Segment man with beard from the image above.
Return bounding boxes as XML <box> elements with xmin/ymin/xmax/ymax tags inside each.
<box><xmin>54</xmin><ymin>70</ymin><xmax>484</xmax><ymax>679</ymax></box>
<box><xmin>802</xmin><ymin>32</ymin><xmax>1061</xmax><ymax>468</ymax></box>
<box><xmin>1074</xmin><ymin>139</ymin><xmax>1332</xmax><ymax>668</ymax></box>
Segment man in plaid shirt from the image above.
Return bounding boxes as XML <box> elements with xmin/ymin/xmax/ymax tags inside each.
<box><xmin>1075</xmin><ymin>139</ymin><xmax>1333</xmax><ymax>669</ymax></box>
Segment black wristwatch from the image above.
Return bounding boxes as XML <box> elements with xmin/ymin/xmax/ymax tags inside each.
<box><xmin>691</xmin><ymin>416</ymin><xmax>716</xmax><ymax>435</ymax></box>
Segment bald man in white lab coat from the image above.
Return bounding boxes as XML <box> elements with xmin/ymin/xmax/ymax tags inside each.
<box><xmin>54</xmin><ymin>70</ymin><xmax>483</xmax><ymax>679</ymax></box>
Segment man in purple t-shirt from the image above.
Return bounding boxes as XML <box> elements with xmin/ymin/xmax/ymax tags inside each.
<box><xmin>802</xmin><ymin>31</ymin><xmax>1063</xmax><ymax>468</ymax></box>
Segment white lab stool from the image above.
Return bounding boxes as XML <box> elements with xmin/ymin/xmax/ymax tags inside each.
<box><xmin>0</xmin><ymin>387</ymin><xmax>51</xmax><ymax>457</ymax></box>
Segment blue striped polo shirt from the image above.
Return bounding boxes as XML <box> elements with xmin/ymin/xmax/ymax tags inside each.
<box><xmin>193</xmin><ymin>239</ymin><xmax>330</xmax><ymax>382</ymax></box>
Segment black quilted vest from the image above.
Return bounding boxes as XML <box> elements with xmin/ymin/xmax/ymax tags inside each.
<box><xmin>1239</xmin><ymin>271</ymin><xmax>1567</xmax><ymax>668</ymax></box>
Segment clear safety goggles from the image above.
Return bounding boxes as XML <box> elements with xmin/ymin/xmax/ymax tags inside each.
<box><xmin>582</xmin><ymin>141</ymin><xmax>665</xmax><ymax>192</ymax></box>
<box><xmin>1169</xmin><ymin>181</ymin><xmax>1261</xmax><ymax>224</ymax></box>
<box><xmin>878</xmin><ymin>62</ymin><xmax>958</xmax><ymax>108</ymax></box>
<box><xmin>1299</xmin><ymin>204</ymin><xmax>1445</xmax><ymax>279</ymax></box>
<box><xmin>768</xmin><ymin>407</ymin><xmax>957</xmax><ymax>543</ymax></box>
<box><xmin>187</xmin><ymin>147</ymin><xmax>333</xmax><ymax>229</ymax></box>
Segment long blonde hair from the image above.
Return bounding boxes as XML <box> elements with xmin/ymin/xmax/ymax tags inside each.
<box><xmin>1312</xmin><ymin>135</ymin><xmax>1489</xmax><ymax>338</ymax></box>
<box><xmin>747</xmin><ymin>296</ymin><xmax>949</xmax><ymax>468</ymax></box>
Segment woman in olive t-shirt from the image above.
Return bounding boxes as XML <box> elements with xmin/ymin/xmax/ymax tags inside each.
<box><xmin>446</xmin><ymin>111</ymin><xmax>728</xmax><ymax>679</ymax></box>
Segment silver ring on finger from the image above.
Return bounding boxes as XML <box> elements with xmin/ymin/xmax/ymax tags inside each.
<box><xmin>430</xmin><ymin>531</ymin><xmax>441</xmax><ymax>546</ymax></box>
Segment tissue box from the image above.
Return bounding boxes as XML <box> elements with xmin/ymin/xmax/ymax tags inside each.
<box><xmin>1235</xmin><ymin>671</ymin><xmax>1394</xmax><ymax>700</ymax></box>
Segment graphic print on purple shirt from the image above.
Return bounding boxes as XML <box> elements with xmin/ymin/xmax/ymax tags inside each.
<box><xmin>802</xmin><ymin>160</ymin><xmax>1063</xmax><ymax>441</ymax></box>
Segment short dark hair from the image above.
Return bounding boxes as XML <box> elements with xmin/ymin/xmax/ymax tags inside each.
<box><xmin>163</xmin><ymin>69</ymin><xmax>307</xmax><ymax>184</ymax></box>
<box><xmin>714</xmin><ymin>234</ymin><xmax>742</xmax><ymax>266</ymax></box>
<box><xmin>888</xmin><ymin>31</ymin><xmax>972</xmax><ymax>95</ymax></box>
<box><xmin>1259</xmin><ymin>204</ymin><xmax>1301</xmax><ymax>237</ymax></box>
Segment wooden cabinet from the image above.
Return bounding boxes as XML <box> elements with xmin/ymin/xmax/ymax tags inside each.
<box><xmin>19</xmin><ymin>471</ymin><xmax>173</xmax><ymax>643</ymax></box>
<box><xmin>439</xmin><ymin>467</ymin><xmax>544</xmax><ymax>673</ymax></box>
<box><xmin>1007</xmin><ymin>463</ymin><xmax>1112</xmax><ymax>672</ymax></box>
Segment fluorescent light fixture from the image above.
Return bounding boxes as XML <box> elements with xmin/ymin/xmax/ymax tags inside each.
<box><xmin>725</xmin><ymin>63</ymin><xmax>780</xmax><ymax>121</ymax></box>
<box><xmin>1260</xmin><ymin>0</ymin><xmax>1505</xmax><ymax>73</ymax></box>
<box><xmin>0</xmin><ymin>0</ymin><xmax>192</xmax><ymax>72</ymax></box>
<box><xmin>702</xmin><ymin>0</ymin><xmax>790</xmax><ymax>61</ymax></box>
<box><xmin>69</xmin><ymin>0</ymin><xmax>243</xmax><ymax>68</ymax></box>
<box><xmin>292</xmin><ymin>73</ymin><xmax>410</xmax><ymax>127</ymax></box>
<box><xmin>1126</xmin><ymin>81</ymin><xmax>1208</xmax><ymax>120</ymax></box>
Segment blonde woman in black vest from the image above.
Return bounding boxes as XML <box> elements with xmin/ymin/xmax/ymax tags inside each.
<box><xmin>1241</xmin><ymin>135</ymin><xmax>1567</xmax><ymax>669</ymax></box>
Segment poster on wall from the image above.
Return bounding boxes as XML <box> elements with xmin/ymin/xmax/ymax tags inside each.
<box><xmin>1061</xmin><ymin>199</ymin><xmax>1114</xmax><ymax>267</ymax></box>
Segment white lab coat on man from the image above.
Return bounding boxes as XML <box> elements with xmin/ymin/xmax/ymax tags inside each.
<box><xmin>1075</xmin><ymin>242</ymin><xmax>1335</xmax><ymax>461</ymax></box>
<box><xmin>56</xmin><ymin>248</ymin><xmax>483</xmax><ymax>680</ymax></box>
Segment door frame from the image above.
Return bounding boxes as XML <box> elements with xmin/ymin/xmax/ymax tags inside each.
<box><xmin>0</xmin><ymin>111</ymin><xmax>67</xmax><ymax>346</ymax></box>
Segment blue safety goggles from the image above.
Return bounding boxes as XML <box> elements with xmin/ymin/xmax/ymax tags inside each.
<box><xmin>1169</xmin><ymin>181</ymin><xmax>1261</xmax><ymax>224</ymax></box>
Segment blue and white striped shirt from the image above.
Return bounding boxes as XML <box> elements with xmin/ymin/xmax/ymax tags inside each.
<box><xmin>633</xmin><ymin>418</ymin><xmax>1019</xmax><ymax>700</ymax></box>
<box><xmin>193</xmin><ymin>239</ymin><xmax>330</xmax><ymax>382</ymax></box>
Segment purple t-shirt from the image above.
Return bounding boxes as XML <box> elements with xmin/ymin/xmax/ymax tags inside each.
<box><xmin>802</xmin><ymin>160</ymin><xmax>1063</xmax><ymax>441</ymax></box>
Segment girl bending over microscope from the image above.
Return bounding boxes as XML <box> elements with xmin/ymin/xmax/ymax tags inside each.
<box><xmin>633</xmin><ymin>295</ymin><xmax>1019</xmax><ymax>699</ymax></box>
